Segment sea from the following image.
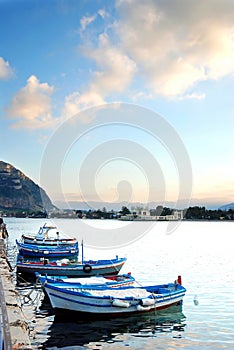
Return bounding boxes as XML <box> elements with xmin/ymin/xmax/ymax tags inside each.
<box><xmin>3</xmin><ymin>217</ymin><xmax>234</xmax><ymax>350</ymax></box>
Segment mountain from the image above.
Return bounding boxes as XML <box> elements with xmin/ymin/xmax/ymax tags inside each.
<box><xmin>0</xmin><ymin>161</ymin><xmax>56</xmax><ymax>212</ymax></box>
<box><xmin>218</xmin><ymin>202</ymin><xmax>234</xmax><ymax>211</ymax></box>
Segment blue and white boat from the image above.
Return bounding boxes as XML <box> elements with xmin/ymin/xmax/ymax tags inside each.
<box><xmin>16</xmin><ymin>256</ymin><xmax>127</xmax><ymax>277</ymax></box>
<box><xmin>43</xmin><ymin>277</ymin><xmax>186</xmax><ymax>316</ymax></box>
<box><xmin>16</xmin><ymin>240</ymin><xmax>79</xmax><ymax>258</ymax></box>
<box><xmin>37</xmin><ymin>272</ymin><xmax>135</xmax><ymax>288</ymax></box>
<box><xmin>21</xmin><ymin>224</ymin><xmax>78</xmax><ymax>246</ymax></box>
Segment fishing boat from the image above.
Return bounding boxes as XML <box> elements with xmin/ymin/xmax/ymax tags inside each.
<box><xmin>37</xmin><ymin>272</ymin><xmax>135</xmax><ymax>288</ymax></box>
<box><xmin>43</xmin><ymin>276</ymin><xmax>186</xmax><ymax>316</ymax></box>
<box><xmin>16</xmin><ymin>255</ymin><xmax>127</xmax><ymax>277</ymax></box>
<box><xmin>21</xmin><ymin>224</ymin><xmax>77</xmax><ymax>246</ymax></box>
<box><xmin>16</xmin><ymin>240</ymin><xmax>79</xmax><ymax>258</ymax></box>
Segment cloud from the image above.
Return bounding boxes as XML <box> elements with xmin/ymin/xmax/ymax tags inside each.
<box><xmin>114</xmin><ymin>0</ymin><xmax>234</xmax><ymax>98</ymax></box>
<box><xmin>80</xmin><ymin>9</ymin><xmax>109</xmax><ymax>33</ymax></box>
<box><xmin>80</xmin><ymin>14</ymin><xmax>97</xmax><ymax>32</ymax></box>
<box><xmin>0</xmin><ymin>57</ymin><xmax>13</xmax><ymax>79</ymax></box>
<box><xmin>86</xmin><ymin>33</ymin><xmax>137</xmax><ymax>95</ymax></box>
<box><xmin>63</xmin><ymin>33</ymin><xmax>136</xmax><ymax>117</ymax></box>
<box><xmin>25</xmin><ymin>0</ymin><xmax>234</xmax><ymax>128</ymax></box>
<box><xmin>182</xmin><ymin>92</ymin><xmax>206</xmax><ymax>100</ymax></box>
<box><xmin>76</xmin><ymin>0</ymin><xmax>234</xmax><ymax>100</ymax></box>
<box><xmin>62</xmin><ymin>90</ymin><xmax>105</xmax><ymax>121</ymax></box>
<box><xmin>7</xmin><ymin>75</ymin><xmax>55</xmax><ymax>129</ymax></box>
<box><xmin>98</xmin><ymin>9</ymin><xmax>109</xmax><ymax>19</ymax></box>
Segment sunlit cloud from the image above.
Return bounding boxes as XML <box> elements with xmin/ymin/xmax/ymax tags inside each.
<box><xmin>7</xmin><ymin>75</ymin><xmax>55</xmax><ymax>129</ymax></box>
<box><xmin>62</xmin><ymin>90</ymin><xmax>105</xmax><ymax>121</ymax></box>
<box><xmin>63</xmin><ymin>32</ymin><xmax>136</xmax><ymax>118</ymax></box>
<box><xmin>86</xmin><ymin>33</ymin><xmax>137</xmax><ymax>94</ymax></box>
<box><xmin>11</xmin><ymin>0</ymin><xmax>234</xmax><ymax>129</ymax></box>
<box><xmin>76</xmin><ymin>0</ymin><xmax>234</xmax><ymax>101</ymax></box>
<box><xmin>114</xmin><ymin>0</ymin><xmax>234</xmax><ymax>98</ymax></box>
<box><xmin>0</xmin><ymin>57</ymin><xmax>13</xmax><ymax>79</ymax></box>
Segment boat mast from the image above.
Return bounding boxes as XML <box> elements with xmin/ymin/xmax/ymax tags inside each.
<box><xmin>81</xmin><ymin>239</ymin><xmax>84</xmax><ymax>264</ymax></box>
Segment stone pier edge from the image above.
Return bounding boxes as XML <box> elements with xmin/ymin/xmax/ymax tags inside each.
<box><xmin>0</xmin><ymin>239</ymin><xmax>32</xmax><ymax>350</ymax></box>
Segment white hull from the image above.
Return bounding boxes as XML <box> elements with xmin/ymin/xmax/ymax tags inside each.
<box><xmin>44</xmin><ymin>283</ymin><xmax>186</xmax><ymax>315</ymax></box>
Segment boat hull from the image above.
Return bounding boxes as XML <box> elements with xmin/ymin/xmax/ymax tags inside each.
<box><xmin>22</xmin><ymin>234</ymin><xmax>77</xmax><ymax>246</ymax></box>
<box><xmin>21</xmin><ymin>224</ymin><xmax>78</xmax><ymax>246</ymax></box>
<box><xmin>44</xmin><ymin>283</ymin><xmax>186</xmax><ymax>316</ymax></box>
<box><xmin>16</xmin><ymin>257</ymin><xmax>127</xmax><ymax>277</ymax></box>
<box><xmin>16</xmin><ymin>240</ymin><xmax>79</xmax><ymax>258</ymax></box>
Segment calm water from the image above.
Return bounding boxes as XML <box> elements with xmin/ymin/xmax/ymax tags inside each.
<box><xmin>4</xmin><ymin>218</ymin><xmax>234</xmax><ymax>349</ymax></box>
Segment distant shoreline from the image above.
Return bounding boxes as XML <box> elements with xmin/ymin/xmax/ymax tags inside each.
<box><xmin>2</xmin><ymin>216</ymin><xmax>234</xmax><ymax>222</ymax></box>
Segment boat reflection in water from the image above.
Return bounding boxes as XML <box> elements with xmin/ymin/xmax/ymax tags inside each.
<box><xmin>39</xmin><ymin>304</ymin><xmax>186</xmax><ymax>349</ymax></box>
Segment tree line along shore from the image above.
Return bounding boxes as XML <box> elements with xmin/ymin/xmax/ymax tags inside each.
<box><xmin>1</xmin><ymin>205</ymin><xmax>234</xmax><ymax>221</ymax></box>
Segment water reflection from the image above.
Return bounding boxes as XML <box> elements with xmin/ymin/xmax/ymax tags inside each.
<box><xmin>39</xmin><ymin>304</ymin><xmax>186</xmax><ymax>349</ymax></box>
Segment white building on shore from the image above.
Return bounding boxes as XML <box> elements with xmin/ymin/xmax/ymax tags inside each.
<box><xmin>120</xmin><ymin>208</ymin><xmax>184</xmax><ymax>221</ymax></box>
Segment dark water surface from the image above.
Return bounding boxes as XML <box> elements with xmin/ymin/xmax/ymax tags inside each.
<box><xmin>4</xmin><ymin>218</ymin><xmax>234</xmax><ymax>349</ymax></box>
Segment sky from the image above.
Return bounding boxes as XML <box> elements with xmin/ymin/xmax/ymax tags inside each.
<box><xmin>1</xmin><ymin>0</ymin><xmax>234</xmax><ymax>210</ymax></box>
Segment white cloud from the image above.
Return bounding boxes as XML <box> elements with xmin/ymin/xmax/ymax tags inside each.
<box><xmin>62</xmin><ymin>90</ymin><xmax>105</xmax><ymax>121</ymax></box>
<box><xmin>114</xmin><ymin>0</ymin><xmax>234</xmax><ymax>98</ymax></box>
<box><xmin>0</xmin><ymin>57</ymin><xmax>13</xmax><ymax>79</ymax></box>
<box><xmin>182</xmin><ymin>92</ymin><xmax>206</xmax><ymax>100</ymax></box>
<box><xmin>80</xmin><ymin>9</ymin><xmax>108</xmax><ymax>33</ymax></box>
<box><xmin>98</xmin><ymin>9</ymin><xmax>108</xmax><ymax>19</ymax></box>
<box><xmin>7</xmin><ymin>75</ymin><xmax>55</xmax><ymax>129</ymax></box>
<box><xmin>80</xmin><ymin>14</ymin><xmax>97</xmax><ymax>32</ymax></box>
<box><xmin>42</xmin><ymin>0</ymin><xmax>234</xmax><ymax>127</ymax></box>
<box><xmin>88</xmin><ymin>34</ymin><xmax>137</xmax><ymax>95</ymax></box>
<box><xmin>77</xmin><ymin>0</ymin><xmax>234</xmax><ymax>100</ymax></box>
<box><xmin>62</xmin><ymin>32</ymin><xmax>136</xmax><ymax>117</ymax></box>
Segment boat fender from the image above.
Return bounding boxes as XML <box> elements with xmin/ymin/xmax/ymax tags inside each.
<box><xmin>139</xmin><ymin>298</ymin><xmax>155</xmax><ymax>306</ymax></box>
<box><xmin>136</xmin><ymin>304</ymin><xmax>151</xmax><ymax>311</ymax></box>
<box><xmin>111</xmin><ymin>299</ymin><xmax>130</xmax><ymax>308</ymax></box>
<box><xmin>83</xmin><ymin>264</ymin><xmax>92</xmax><ymax>273</ymax></box>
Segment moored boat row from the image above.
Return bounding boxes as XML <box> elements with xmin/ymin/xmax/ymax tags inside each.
<box><xmin>15</xmin><ymin>223</ymin><xmax>186</xmax><ymax>317</ymax></box>
<box><xmin>16</xmin><ymin>224</ymin><xmax>127</xmax><ymax>278</ymax></box>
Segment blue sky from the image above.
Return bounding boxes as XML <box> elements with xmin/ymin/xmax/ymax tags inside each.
<box><xmin>1</xmin><ymin>0</ymin><xmax>234</xmax><ymax>210</ymax></box>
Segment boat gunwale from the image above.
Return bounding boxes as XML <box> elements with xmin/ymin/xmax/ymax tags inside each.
<box><xmin>39</xmin><ymin>274</ymin><xmax>135</xmax><ymax>287</ymax></box>
<box><xmin>44</xmin><ymin>282</ymin><xmax>186</xmax><ymax>299</ymax></box>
